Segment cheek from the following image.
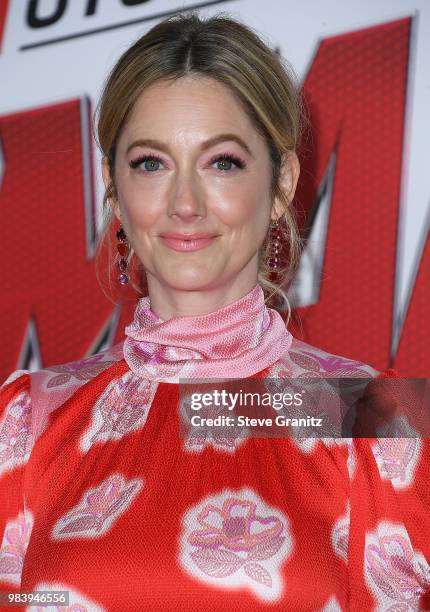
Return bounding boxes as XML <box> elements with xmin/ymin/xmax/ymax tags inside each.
<box><xmin>117</xmin><ymin>183</ymin><xmax>163</xmax><ymax>230</ymax></box>
<box><xmin>215</xmin><ymin>192</ymin><xmax>270</xmax><ymax>231</ymax></box>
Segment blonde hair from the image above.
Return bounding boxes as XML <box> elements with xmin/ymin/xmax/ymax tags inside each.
<box><xmin>94</xmin><ymin>10</ymin><xmax>304</xmax><ymax>320</ymax></box>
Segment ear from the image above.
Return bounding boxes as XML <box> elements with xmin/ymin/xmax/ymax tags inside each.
<box><xmin>270</xmin><ymin>151</ymin><xmax>300</xmax><ymax>221</ymax></box>
<box><xmin>101</xmin><ymin>156</ymin><xmax>121</xmax><ymax>222</ymax></box>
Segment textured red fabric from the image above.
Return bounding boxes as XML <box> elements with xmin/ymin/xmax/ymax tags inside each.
<box><xmin>0</xmin><ymin>294</ymin><xmax>429</xmax><ymax>610</ymax></box>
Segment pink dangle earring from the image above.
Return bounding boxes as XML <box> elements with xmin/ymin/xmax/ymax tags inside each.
<box><xmin>267</xmin><ymin>218</ymin><xmax>281</xmax><ymax>276</ymax></box>
<box><xmin>116</xmin><ymin>226</ymin><xmax>129</xmax><ymax>285</ymax></box>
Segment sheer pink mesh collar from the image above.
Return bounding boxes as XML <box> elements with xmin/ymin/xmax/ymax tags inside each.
<box><xmin>123</xmin><ymin>284</ymin><xmax>293</xmax><ymax>381</ymax></box>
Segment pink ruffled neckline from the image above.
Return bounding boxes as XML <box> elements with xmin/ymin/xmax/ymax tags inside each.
<box><xmin>123</xmin><ymin>284</ymin><xmax>292</xmax><ymax>381</ymax></box>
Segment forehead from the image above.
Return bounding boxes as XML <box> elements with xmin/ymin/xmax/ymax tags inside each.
<box><xmin>122</xmin><ymin>75</ymin><xmax>264</xmax><ymax>147</ymax></box>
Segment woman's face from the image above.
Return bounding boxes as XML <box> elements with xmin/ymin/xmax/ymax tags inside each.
<box><xmin>103</xmin><ymin>75</ymin><xmax>299</xmax><ymax>299</ymax></box>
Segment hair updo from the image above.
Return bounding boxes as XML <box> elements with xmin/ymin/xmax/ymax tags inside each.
<box><xmin>94</xmin><ymin>10</ymin><xmax>304</xmax><ymax>319</ymax></box>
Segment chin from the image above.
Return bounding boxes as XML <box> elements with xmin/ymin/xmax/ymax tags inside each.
<box><xmin>157</xmin><ymin>268</ymin><xmax>222</xmax><ymax>291</ymax></box>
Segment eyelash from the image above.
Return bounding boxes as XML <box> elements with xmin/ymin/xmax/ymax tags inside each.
<box><xmin>129</xmin><ymin>153</ymin><xmax>246</xmax><ymax>172</ymax></box>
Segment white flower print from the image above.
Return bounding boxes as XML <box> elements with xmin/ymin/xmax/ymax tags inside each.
<box><xmin>0</xmin><ymin>509</ymin><xmax>33</xmax><ymax>586</ymax></box>
<box><xmin>364</xmin><ymin>520</ymin><xmax>430</xmax><ymax>611</ymax></box>
<box><xmin>0</xmin><ymin>391</ymin><xmax>33</xmax><ymax>478</ymax></box>
<box><xmin>331</xmin><ymin>502</ymin><xmax>350</xmax><ymax>563</ymax></box>
<box><xmin>371</xmin><ymin>437</ymin><xmax>422</xmax><ymax>490</ymax></box>
<box><xmin>52</xmin><ymin>473</ymin><xmax>143</xmax><ymax>540</ymax></box>
<box><xmin>79</xmin><ymin>371</ymin><xmax>158</xmax><ymax>452</ymax></box>
<box><xmin>179</xmin><ymin>487</ymin><xmax>293</xmax><ymax>602</ymax></box>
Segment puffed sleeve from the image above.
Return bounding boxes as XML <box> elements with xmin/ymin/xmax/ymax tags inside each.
<box><xmin>0</xmin><ymin>370</ymin><xmax>34</xmax><ymax>593</ymax></box>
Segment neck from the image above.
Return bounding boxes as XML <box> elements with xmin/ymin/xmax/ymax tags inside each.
<box><xmin>145</xmin><ymin>275</ymin><xmax>260</xmax><ymax>321</ymax></box>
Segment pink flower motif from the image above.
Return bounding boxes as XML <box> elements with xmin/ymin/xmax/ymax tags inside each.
<box><xmin>0</xmin><ymin>511</ymin><xmax>33</xmax><ymax>585</ymax></box>
<box><xmin>311</xmin><ymin>353</ymin><xmax>366</xmax><ymax>374</ymax></box>
<box><xmin>135</xmin><ymin>340</ymin><xmax>202</xmax><ymax>365</ymax></box>
<box><xmin>85</xmin><ymin>476</ymin><xmax>123</xmax><ymax>514</ymax></box>
<box><xmin>3</xmin><ymin>515</ymin><xmax>31</xmax><ymax>555</ymax></box>
<box><xmin>365</xmin><ymin>522</ymin><xmax>430</xmax><ymax>610</ymax></box>
<box><xmin>188</xmin><ymin>498</ymin><xmax>283</xmax><ymax>552</ymax></box>
<box><xmin>180</xmin><ymin>488</ymin><xmax>292</xmax><ymax>602</ymax></box>
<box><xmin>80</xmin><ymin>372</ymin><xmax>156</xmax><ymax>452</ymax></box>
<box><xmin>45</xmin><ymin>354</ymin><xmax>116</xmax><ymax>388</ymax></box>
<box><xmin>331</xmin><ymin>503</ymin><xmax>350</xmax><ymax>563</ymax></box>
<box><xmin>52</xmin><ymin>473</ymin><xmax>143</xmax><ymax>540</ymax></box>
<box><xmin>0</xmin><ymin>392</ymin><xmax>33</xmax><ymax>476</ymax></box>
<box><xmin>68</xmin><ymin>355</ymin><xmax>106</xmax><ymax>371</ymax></box>
<box><xmin>288</xmin><ymin>350</ymin><xmax>370</xmax><ymax>378</ymax></box>
<box><xmin>373</xmin><ymin>439</ymin><xmax>421</xmax><ymax>488</ymax></box>
<box><xmin>134</xmin><ymin>341</ymin><xmax>168</xmax><ymax>364</ymax></box>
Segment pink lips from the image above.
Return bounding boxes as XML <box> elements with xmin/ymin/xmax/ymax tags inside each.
<box><xmin>159</xmin><ymin>233</ymin><xmax>219</xmax><ymax>252</ymax></box>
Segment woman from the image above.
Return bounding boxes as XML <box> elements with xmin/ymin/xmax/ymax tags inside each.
<box><xmin>0</xmin><ymin>12</ymin><xmax>429</xmax><ymax>612</ymax></box>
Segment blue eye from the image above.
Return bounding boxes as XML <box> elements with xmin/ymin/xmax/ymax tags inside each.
<box><xmin>129</xmin><ymin>152</ymin><xmax>246</xmax><ymax>173</ymax></box>
<box><xmin>210</xmin><ymin>154</ymin><xmax>246</xmax><ymax>171</ymax></box>
<box><xmin>130</xmin><ymin>154</ymin><xmax>163</xmax><ymax>172</ymax></box>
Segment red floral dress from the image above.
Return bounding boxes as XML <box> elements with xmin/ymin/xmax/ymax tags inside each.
<box><xmin>1</xmin><ymin>285</ymin><xmax>429</xmax><ymax>611</ymax></box>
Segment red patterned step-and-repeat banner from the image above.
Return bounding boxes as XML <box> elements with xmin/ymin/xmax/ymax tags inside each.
<box><xmin>0</xmin><ymin>0</ymin><xmax>429</xmax><ymax>379</ymax></box>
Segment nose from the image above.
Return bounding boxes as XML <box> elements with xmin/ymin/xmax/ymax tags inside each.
<box><xmin>167</xmin><ymin>168</ymin><xmax>207</xmax><ymax>221</ymax></box>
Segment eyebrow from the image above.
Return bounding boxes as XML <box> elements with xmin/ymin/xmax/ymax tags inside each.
<box><xmin>125</xmin><ymin>133</ymin><xmax>253</xmax><ymax>158</ymax></box>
